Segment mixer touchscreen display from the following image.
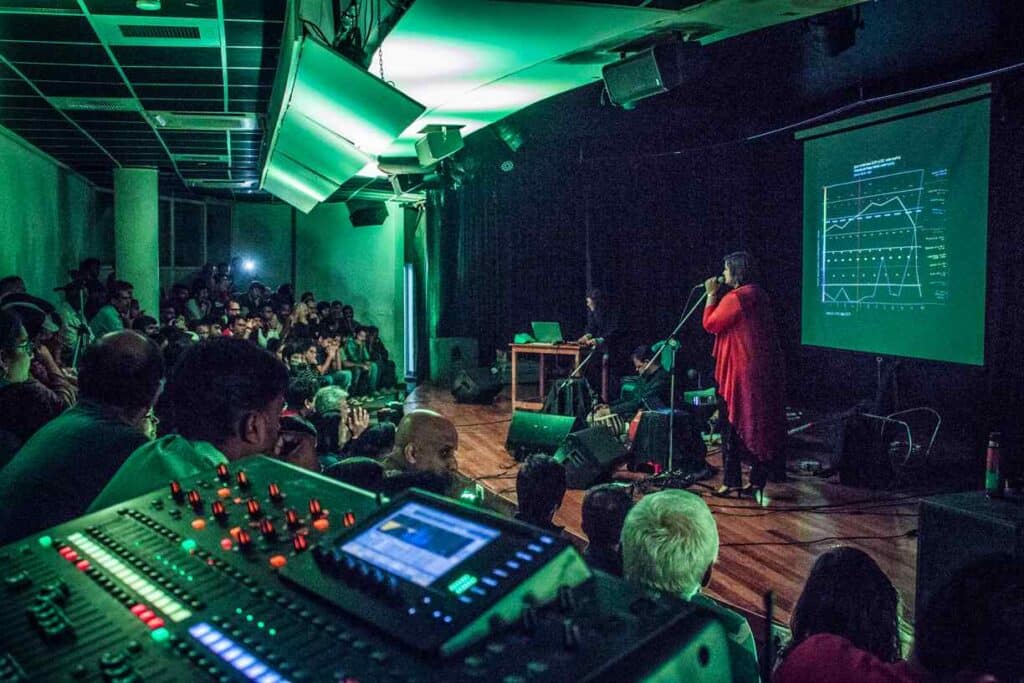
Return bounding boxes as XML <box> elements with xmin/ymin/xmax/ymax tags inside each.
<box><xmin>340</xmin><ymin>501</ymin><xmax>500</xmax><ymax>586</ymax></box>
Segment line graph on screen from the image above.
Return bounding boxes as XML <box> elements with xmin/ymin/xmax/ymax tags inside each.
<box><xmin>818</xmin><ymin>169</ymin><xmax>949</xmax><ymax>309</ymax></box>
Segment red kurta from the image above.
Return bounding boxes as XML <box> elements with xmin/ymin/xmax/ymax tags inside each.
<box><xmin>702</xmin><ymin>283</ymin><xmax>785</xmax><ymax>462</ymax></box>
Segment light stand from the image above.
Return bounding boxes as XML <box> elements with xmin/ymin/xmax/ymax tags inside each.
<box><xmin>639</xmin><ymin>288</ymin><xmax>709</xmax><ymax>472</ymax></box>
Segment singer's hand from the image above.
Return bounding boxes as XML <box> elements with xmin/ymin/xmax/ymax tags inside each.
<box><xmin>704</xmin><ymin>276</ymin><xmax>722</xmax><ymax>295</ymax></box>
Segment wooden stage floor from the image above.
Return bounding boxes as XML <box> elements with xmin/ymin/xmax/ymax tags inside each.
<box><xmin>405</xmin><ymin>383</ymin><xmax>922</xmax><ymax>631</ymax></box>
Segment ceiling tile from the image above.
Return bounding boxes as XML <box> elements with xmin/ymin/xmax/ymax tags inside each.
<box><xmin>0</xmin><ymin>0</ymin><xmax>80</xmax><ymax>9</ymax></box>
<box><xmin>0</xmin><ymin>14</ymin><xmax>98</xmax><ymax>42</ymax></box>
<box><xmin>225</xmin><ymin>67</ymin><xmax>273</xmax><ymax>87</ymax></box>
<box><xmin>227</xmin><ymin>98</ymin><xmax>267</xmax><ymax>113</ymax></box>
<box><xmin>0</xmin><ymin>41</ymin><xmax>111</xmax><ymax>64</ymax></box>
<box><xmin>36</xmin><ymin>80</ymin><xmax>131</xmax><ymax>97</ymax></box>
<box><xmin>84</xmin><ymin>0</ymin><xmax>216</xmax><ymax>19</ymax></box>
<box><xmin>133</xmin><ymin>83</ymin><xmax>222</xmax><ymax>99</ymax></box>
<box><xmin>0</xmin><ymin>78</ymin><xmax>34</xmax><ymax>96</ymax></box>
<box><xmin>224</xmin><ymin>20</ymin><xmax>282</xmax><ymax>49</ymax></box>
<box><xmin>141</xmin><ymin>97</ymin><xmax>222</xmax><ymax>111</ymax></box>
<box><xmin>123</xmin><ymin>66</ymin><xmax>223</xmax><ymax>85</ymax></box>
<box><xmin>15</xmin><ymin>63</ymin><xmax>122</xmax><ymax>83</ymax></box>
<box><xmin>222</xmin><ymin>0</ymin><xmax>284</xmax><ymax>22</ymax></box>
<box><xmin>226</xmin><ymin>46</ymin><xmax>276</xmax><ymax>69</ymax></box>
<box><xmin>112</xmin><ymin>45</ymin><xmax>220</xmax><ymax>67</ymax></box>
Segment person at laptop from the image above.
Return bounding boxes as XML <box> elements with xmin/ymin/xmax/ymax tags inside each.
<box><xmin>574</xmin><ymin>288</ymin><xmax>620</xmax><ymax>398</ymax></box>
<box><xmin>575</xmin><ymin>288</ymin><xmax>617</xmax><ymax>349</ymax></box>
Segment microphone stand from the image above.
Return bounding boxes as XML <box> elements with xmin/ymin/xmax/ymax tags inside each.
<box><xmin>639</xmin><ymin>288</ymin><xmax>709</xmax><ymax>473</ymax></box>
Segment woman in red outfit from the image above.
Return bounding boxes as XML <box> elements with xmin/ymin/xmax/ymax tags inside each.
<box><xmin>702</xmin><ymin>251</ymin><xmax>785</xmax><ymax>498</ymax></box>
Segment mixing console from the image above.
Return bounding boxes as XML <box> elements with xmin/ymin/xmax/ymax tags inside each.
<box><xmin>0</xmin><ymin>455</ymin><xmax>729</xmax><ymax>682</ymax></box>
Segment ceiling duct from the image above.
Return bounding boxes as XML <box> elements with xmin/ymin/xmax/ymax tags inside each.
<box><xmin>148</xmin><ymin>112</ymin><xmax>260</xmax><ymax>131</ymax></box>
<box><xmin>259</xmin><ymin>0</ymin><xmax>425</xmax><ymax>213</ymax></box>
<box><xmin>50</xmin><ymin>97</ymin><xmax>140</xmax><ymax>112</ymax></box>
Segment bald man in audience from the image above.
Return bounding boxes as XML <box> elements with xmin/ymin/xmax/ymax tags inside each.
<box><xmin>379</xmin><ymin>409</ymin><xmax>459</xmax><ymax>496</ymax></box>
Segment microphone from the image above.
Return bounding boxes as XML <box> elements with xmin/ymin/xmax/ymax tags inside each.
<box><xmin>692</xmin><ymin>276</ymin><xmax>725</xmax><ymax>289</ymax></box>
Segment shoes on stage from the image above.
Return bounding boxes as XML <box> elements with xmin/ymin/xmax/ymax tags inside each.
<box><xmin>712</xmin><ymin>485</ymin><xmax>744</xmax><ymax>498</ymax></box>
<box><xmin>740</xmin><ymin>484</ymin><xmax>766</xmax><ymax>504</ymax></box>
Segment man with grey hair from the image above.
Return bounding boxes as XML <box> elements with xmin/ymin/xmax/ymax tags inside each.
<box><xmin>620</xmin><ymin>490</ymin><xmax>759</xmax><ymax>683</ymax></box>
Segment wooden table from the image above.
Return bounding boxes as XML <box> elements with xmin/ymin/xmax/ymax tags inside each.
<box><xmin>509</xmin><ymin>342</ymin><xmax>607</xmax><ymax>410</ymax></box>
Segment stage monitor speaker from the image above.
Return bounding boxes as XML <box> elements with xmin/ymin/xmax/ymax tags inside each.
<box><xmin>916</xmin><ymin>491</ymin><xmax>1024</xmax><ymax>636</ymax></box>
<box><xmin>601</xmin><ymin>41</ymin><xmax>701</xmax><ymax>108</ymax></box>
<box><xmin>555</xmin><ymin>426</ymin><xmax>627</xmax><ymax>490</ymax></box>
<box><xmin>451</xmin><ymin>367</ymin><xmax>502</xmax><ymax>404</ymax></box>
<box><xmin>348</xmin><ymin>200</ymin><xmax>389</xmax><ymax>227</ymax></box>
<box><xmin>415</xmin><ymin>128</ymin><xmax>464</xmax><ymax>166</ymax></box>
<box><xmin>505</xmin><ymin>411</ymin><xmax>576</xmax><ymax>461</ymax></box>
<box><xmin>630</xmin><ymin>409</ymin><xmax>707</xmax><ymax>474</ymax></box>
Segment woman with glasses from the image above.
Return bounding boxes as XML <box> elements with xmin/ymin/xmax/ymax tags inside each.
<box><xmin>0</xmin><ymin>310</ymin><xmax>66</xmax><ymax>468</ymax></box>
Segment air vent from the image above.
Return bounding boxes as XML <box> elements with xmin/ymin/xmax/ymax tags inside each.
<box><xmin>90</xmin><ymin>15</ymin><xmax>220</xmax><ymax>47</ymax></box>
<box><xmin>119</xmin><ymin>24</ymin><xmax>200</xmax><ymax>40</ymax></box>
<box><xmin>149</xmin><ymin>111</ymin><xmax>260</xmax><ymax>131</ymax></box>
<box><xmin>50</xmin><ymin>97</ymin><xmax>141</xmax><ymax>111</ymax></box>
<box><xmin>187</xmin><ymin>179</ymin><xmax>258</xmax><ymax>189</ymax></box>
<box><xmin>172</xmin><ymin>153</ymin><xmax>231</xmax><ymax>163</ymax></box>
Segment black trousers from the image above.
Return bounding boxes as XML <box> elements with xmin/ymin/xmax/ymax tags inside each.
<box><xmin>719</xmin><ymin>395</ymin><xmax>781</xmax><ymax>488</ymax></box>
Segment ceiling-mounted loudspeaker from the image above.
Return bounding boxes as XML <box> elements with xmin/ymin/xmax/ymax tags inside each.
<box><xmin>348</xmin><ymin>200</ymin><xmax>389</xmax><ymax>227</ymax></box>
<box><xmin>390</xmin><ymin>174</ymin><xmax>424</xmax><ymax>195</ymax></box>
<box><xmin>415</xmin><ymin>128</ymin><xmax>464</xmax><ymax>166</ymax></box>
<box><xmin>601</xmin><ymin>41</ymin><xmax>699</xmax><ymax>108</ymax></box>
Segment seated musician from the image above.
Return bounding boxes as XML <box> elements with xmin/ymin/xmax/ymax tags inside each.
<box><xmin>605</xmin><ymin>345</ymin><xmax>671</xmax><ymax>417</ymax></box>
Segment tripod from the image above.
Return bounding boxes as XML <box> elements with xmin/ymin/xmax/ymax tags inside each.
<box><xmin>638</xmin><ymin>287</ymin><xmax>709</xmax><ymax>472</ymax></box>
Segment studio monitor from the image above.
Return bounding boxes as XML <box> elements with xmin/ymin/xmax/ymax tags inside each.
<box><xmin>451</xmin><ymin>367</ymin><xmax>502</xmax><ymax>405</ymax></box>
<box><xmin>415</xmin><ymin>128</ymin><xmax>464</xmax><ymax>166</ymax></box>
<box><xmin>505</xmin><ymin>411</ymin><xmax>576</xmax><ymax>461</ymax></box>
<box><xmin>347</xmin><ymin>200</ymin><xmax>389</xmax><ymax>227</ymax></box>
<box><xmin>555</xmin><ymin>426</ymin><xmax>627</xmax><ymax>489</ymax></box>
<box><xmin>601</xmin><ymin>41</ymin><xmax>702</xmax><ymax>108</ymax></box>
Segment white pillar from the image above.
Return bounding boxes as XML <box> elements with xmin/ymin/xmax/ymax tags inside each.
<box><xmin>113</xmin><ymin>167</ymin><xmax>159</xmax><ymax>316</ymax></box>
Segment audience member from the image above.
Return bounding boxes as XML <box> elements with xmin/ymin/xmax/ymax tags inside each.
<box><xmin>273</xmin><ymin>414</ymin><xmax>319</xmax><ymax>472</ymax></box>
<box><xmin>514</xmin><ymin>454</ymin><xmax>567</xmax><ymax>533</ymax></box>
<box><xmin>773</xmin><ymin>547</ymin><xmax>913</xmax><ymax>683</ymax></box>
<box><xmin>0</xmin><ymin>310</ymin><xmax>67</xmax><ymax>468</ymax></box>
<box><xmin>2</xmin><ymin>294</ymin><xmax>77</xmax><ymax>405</ymax></box>
<box><xmin>186</xmin><ymin>279</ymin><xmax>211</xmax><ymax>321</ymax></box>
<box><xmin>0</xmin><ymin>275</ymin><xmax>26</xmax><ymax>302</ymax></box>
<box><xmin>366</xmin><ymin>326</ymin><xmax>397</xmax><ymax>389</ymax></box>
<box><xmin>581</xmin><ymin>483</ymin><xmax>633</xmax><ymax>575</ymax></box>
<box><xmin>311</xmin><ymin>385</ymin><xmax>392</xmax><ymax>461</ymax></box>
<box><xmin>285</xmin><ymin>374</ymin><xmax>320</xmax><ymax>419</ymax></box>
<box><xmin>0</xmin><ymin>331</ymin><xmax>163</xmax><ymax>542</ymax></box>
<box><xmin>132</xmin><ymin>315</ymin><xmax>160</xmax><ymax>338</ymax></box>
<box><xmin>621</xmin><ymin>489</ymin><xmax>759</xmax><ymax>683</ymax></box>
<box><xmin>89</xmin><ymin>280</ymin><xmax>133</xmax><ymax>337</ymax></box>
<box><xmin>913</xmin><ymin>554</ymin><xmax>1024</xmax><ymax>682</ymax></box>
<box><xmin>89</xmin><ymin>338</ymin><xmax>287</xmax><ymax>510</ymax></box>
<box><xmin>322</xmin><ymin>456</ymin><xmax>385</xmax><ymax>493</ymax></box>
<box><xmin>53</xmin><ymin>279</ymin><xmax>93</xmax><ymax>365</ymax></box>
<box><xmin>344</xmin><ymin>326</ymin><xmax>379</xmax><ymax>396</ymax></box>
<box><xmin>380</xmin><ymin>409</ymin><xmax>458</xmax><ymax>496</ymax></box>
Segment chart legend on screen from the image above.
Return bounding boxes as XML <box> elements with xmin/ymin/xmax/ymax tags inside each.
<box><xmin>818</xmin><ymin>167</ymin><xmax>949</xmax><ymax>310</ymax></box>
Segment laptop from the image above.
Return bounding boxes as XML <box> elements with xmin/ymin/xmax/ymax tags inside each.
<box><xmin>531</xmin><ymin>321</ymin><xmax>564</xmax><ymax>344</ymax></box>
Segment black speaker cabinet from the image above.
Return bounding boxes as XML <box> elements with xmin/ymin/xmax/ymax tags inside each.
<box><xmin>916</xmin><ymin>492</ymin><xmax>1024</xmax><ymax>635</ymax></box>
<box><xmin>630</xmin><ymin>409</ymin><xmax>707</xmax><ymax>474</ymax></box>
<box><xmin>348</xmin><ymin>200</ymin><xmax>389</xmax><ymax>227</ymax></box>
<box><xmin>555</xmin><ymin>426</ymin><xmax>627</xmax><ymax>490</ymax></box>
<box><xmin>451</xmin><ymin>367</ymin><xmax>502</xmax><ymax>404</ymax></box>
<box><xmin>505</xmin><ymin>411</ymin><xmax>576</xmax><ymax>461</ymax></box>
